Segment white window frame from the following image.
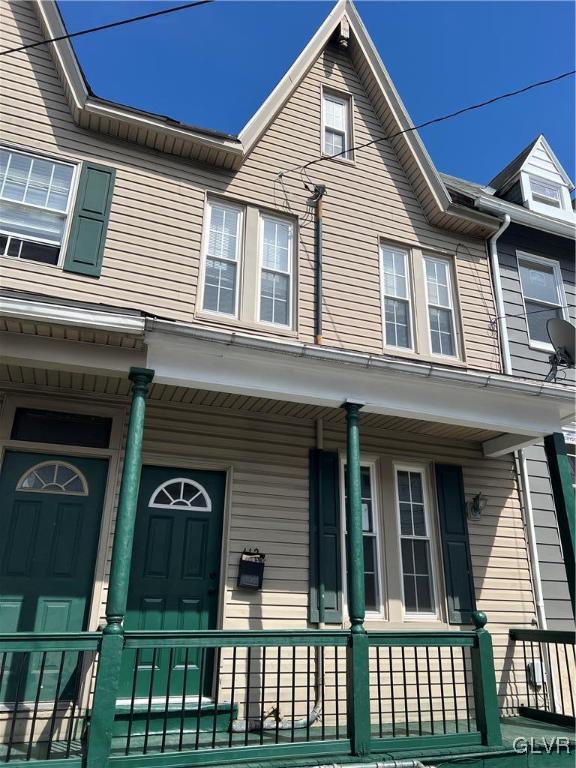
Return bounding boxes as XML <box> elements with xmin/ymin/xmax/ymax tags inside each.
<box><xmin>322</xmin><ymin>89</ymin><xmax>352</xmax><ymax>162</ymax></box>
<box><xmin>393</xmin><ymin>463</ymin><xmax>439</xmax><ymax>621</ymax></box>
<box><xmin>423</xmin><ymin>255</ymin><xmax>458</xmax><ymax>359</ymax></box>
<box><xmin>257</xmin><ymin>213</ymin><xmax>294</xmax><ymax>329</ymax></box>
<box><xmin>339</xmin><ymin>457</ymin><xmax>385</xmax><ymax>619</ymax></box>
<box><xmin>0</xmin><ymin>146</ymin><xmax>78</xmax><ymax>268</ymax></box>
<box><xmin>380</xmin><ymin>243</ymin><xmax>414</xmax><ymax>351</ymax></box>
<box><xmin>199</xmin><ymin>198</ymin><xmax>244</xmax><ymax>319</ymax></box>
<box><xmin>528</xmin><ymin>175</ymin><xmax>564</xmax><ymax>209</ymax></box>
<box><xmin>516</xmin><ymin>251</ymin><xmax>568</xmax><ymax>352</ymax></box>
<box><xmin>565</xmin><ymin>433</ymin><xmax>576</xmax><ymax>492</ymax></box>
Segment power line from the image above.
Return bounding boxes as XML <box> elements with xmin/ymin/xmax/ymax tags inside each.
<box><xmin>0</xmin><ymin>0</ymin><xmax>214</xmax><ymax>56</ymax></box>
<box><xmin>279</xmin><ymin>69</ymin><xmax>576</xmax><ymax>179</ymax></box>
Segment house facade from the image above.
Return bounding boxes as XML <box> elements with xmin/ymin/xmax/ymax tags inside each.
<box><xmin>0</xmin><ymin>1</ymin><xmax>574</xmax><ymax>766</ymax></box>
<box><xmin>443</xmin><ymin>137</ymin><xmax>576</xmax><ymax>632</ymax></box>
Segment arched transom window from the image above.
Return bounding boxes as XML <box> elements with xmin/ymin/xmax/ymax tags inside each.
<box><xmin>149</xmin><ymin>478</ymin><xmax>212</xmax><ymax>511</ymax></box>
<box><xmin>16</xmin><ymin>461</ymin><xmax>88</xmax><ymax>495</ymax></box>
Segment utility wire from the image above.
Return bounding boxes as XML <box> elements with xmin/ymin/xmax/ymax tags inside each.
<box><xmin>279</xmin><ymin>69</ymin><xmax>576</xmax><ymax>179</ymax></box>
<box><xmin>0</xmin><ymin>0</ymin><xmax>214</xmax><ymax>56</ymax></box>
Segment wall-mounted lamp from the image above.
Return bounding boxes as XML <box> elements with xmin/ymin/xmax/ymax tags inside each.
<box><xmin>466</xmin><ymin>493</ymin><xmax>487</xmax><ymax>521</ymax></box>
<box><xmin>237</xmin><ymin>548</ymin><xmax>265</xmax><ymax>590</ymax></box>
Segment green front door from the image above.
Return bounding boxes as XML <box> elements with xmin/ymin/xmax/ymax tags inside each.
<box><xmin>120</xmin><ymin>466</ymin><xmax>226</xmax><ymax>700</ymax></box>
<box><xmin>0</xmin><ymin>451</ymin><xmax>108</xmax><ymax>701</ymax></box>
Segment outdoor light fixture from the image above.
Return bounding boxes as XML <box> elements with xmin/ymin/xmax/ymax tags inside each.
<box><xmin>466</xmin><ymin>493</ymin><xmax>488</xmax><ymax>521</ymax></box>
<box><xmin>237</xmin><ymin>548</ymin><xmax>266</xmax><ymax>590</ymax></box>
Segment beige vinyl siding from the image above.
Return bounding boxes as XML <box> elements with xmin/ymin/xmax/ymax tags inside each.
<box><xmin>1</xmin><ymin>2</ymin><xmax>500</xmax><ymax>371</ymax></box>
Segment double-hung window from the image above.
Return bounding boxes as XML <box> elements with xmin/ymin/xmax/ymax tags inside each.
<box><xmin>424</xmin><ymin>256</ymin><xmax>457</xmax><ymax>357</ymax></box>
<box><xmin>202</xmin><ymin>200</ymin><xmax>243</xmax><ymax>317</ymax></box>
<box><xmin>0</xmin><ymin>148</ymin><xmax>75</xmax><ymax>266</ymax></box>
<box><xmin>342</xmin><ymin>463</ymin><xmax>381</xmax><ymax>614</ymax></box>
<box><xmin>529</xmin><ymin>177</ymin><xmax>563</xmax><ymax>209</ymax></box>
<box><xmin>323</xmin><ymin>93</ymin><xmax>351</xmax><ymax>160</ymax></box>
<box><xmin>259</xmin><ymin>215</ymin><xmax>293</xmax><ymax>327</ymax></box>
<box><xmin>517</xmin><ymin>253</ymin><xmax>565</xmax><ymax>347</ymax></box>
<box><xmin>396</xmin><ymin>467</ymin><xmax>436</xmax><ymax>616</ymax></box>
<box><xmin>381</xmin><ymin>245</ymin><xmax>412</xmax><ymax>349</ymax></box>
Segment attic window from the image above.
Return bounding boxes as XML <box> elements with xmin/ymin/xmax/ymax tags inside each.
<box><xmin>529</xmin><ymin>177</ymin><xmax>562</xmax><ymax>209</ymax></box>
<box><xmin>323</xmin><ymin>92</ymin><xmax>352</xmax><ymax>160</ymax></box>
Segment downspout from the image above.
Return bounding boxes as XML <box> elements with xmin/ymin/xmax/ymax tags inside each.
<box><xmin>311</xmin><ymin>184</ymin><xmax>327</xmax><ymax>345</ymax></box>
<box><xmin>488</xmin><ymin>214</ymin><xmax>547</xmax><ymax>629</ymax></box>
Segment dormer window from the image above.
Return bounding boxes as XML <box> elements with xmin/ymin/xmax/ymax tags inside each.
<box><xmin>529</xmin><ymin>177</ymin><xmax>563</xmax><ymax>209</ymax></box>
<box><xmin>323</xmin><ymin>91</ymin><xmax>352</xmax><ymax>160</ymax></box>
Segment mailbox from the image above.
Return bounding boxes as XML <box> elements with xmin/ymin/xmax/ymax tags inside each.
<box><xmin>237</xmin><ymin>548</ymin><xmax>265</xmax><ymax>590</ymax></box>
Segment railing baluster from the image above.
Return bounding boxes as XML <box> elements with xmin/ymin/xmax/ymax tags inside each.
<box><xmin>65</xmin><ymin>651</ymin><xmax>83</xmax><ymax>759</ymax></box>
<box><xmin>143</xmin><ymin>647</ymin><xmax>158</xmax><ymax>755</ymax></box>
<box><xmin>162</xmin><ymin>647</ymin><xmax>174</xmax><ymax>753</ymax></box>
<box><xmin>554</xmin><ymin>642</ymin><xmax>565</xmax><ymax>714</ymax></box>
<box><xmin>244</xmin><ymin>646</ymin><xmax>251</xmax><ymax>747</ymax></box>
<box><xmin>450</xmin><ymin>646</ymin><xmax>459</xmax><ymax>733</ymax></box>
<box><xmin>305</xmin><ymin>645</ymin><xmax>310</xmax><ymax>743</ymax></box>
<box><xmin>290</xmin><ymin>646</ymin><xmax>296</xmax><ymax>744</ymax></box>
<box><xmin>521</xmin><ymin>640</ymin><xmax>530</xmax><ymax>708</ymax></box>
<box><xmin>563</xmin><ymin>643</ymin><xmax>574</xmax><ymax>716</ymax></box>
<box><xmin>461</xmin><ymin>646</ymin><xmax>471</xmax><ymax>732</ymax></box>
<box><xmin>6</xmin><ymin>650</ymin><xmax>28</xmax><ymax>763</ymax></box>
<box><xmin>415</xmin><ymin>647</ymin><xmax>422</xmax><ymax>736</ymax></box>
<box><xmin>388</xmin><ymin>646</ymin><xmax>396</xmax><ymax>737</ymax></box>
<box><xmin>212</xmin><ymin>647</ymin><xmax>222</xmax><ymax>750</ymax></box>
<box><xmin>196</xmin><ymin>647</ymin><xmax>206</xmax><ymax>750</ymax></box>
<box><xmin>334</xmin><ymin>646</ymin><xmax>340</xmax><ymax>739</ymax></box>
<box><xmin>438</xmin><ymin>646</ymin><xmax>446</xmax><ymax>734</ymax></box>
<box><xmin>47</xmin><ymin>650</ymin><xmax>66</xmax><ymax>760</ymax></box>
<box><xmin>539</xmin><ymin>643</ymin><xmax>549</xmax><ymax>712</ymax></box>
<box><xmin>320</xmin><ymin>646</ymin><xmax>326</xmax><ymax>741</ymax></box>
<box><xmin>376</xmin><ymin>646</ymin><xmax>383</xmax><ymax>737</ymax></box>
<box><xmin>426</xmin><ymin>646</ymin><xmax>434</xmax><ymax>735</ymax></box>
<box><xmin>126</xmin><ymin>648</ymin><xmax>140</xmax><ymax>755</ymax></box>
<box><xmin>529</xmin><ymin>641</ymin><xmax>539</xmax><ymax>710</ymax></box>
<box><xmin>26</xmin><ymin>650</ymin><xmax>48</xmax><ymax>760</ymax></box>
<box><xmin>401</xmin><ymin>646</ymin><xmax>409</xmax><ymax>736</ymax></box>
<box><xmin>179</xmin><ymin>647</ymin><xmax>189</xmax><ymax>751</ymax></box>
<box><xmin>274</xmin><ymin>647</ymin><xmax>281</xmax><ymax>746</ymax></box>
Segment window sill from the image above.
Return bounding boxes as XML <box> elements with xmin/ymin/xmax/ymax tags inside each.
<box><xmin>528</xmin><ymin>340</ymin><xmax>554</xmax><ymax>354</ymax></box>
<box><xmin>194</xmin><ymin>310</ymin><xmax>299</xmax><ymax>339</ymax></box>
<box><xmin>1</xmin><ymin>253</ymin><xmax>62</xmax><ymax>270</ymax></box>
<box><xmin>381</xmin><ymin>344</ymin><xmax>467</xmax><ymax>369</ymax></box>
<box><xmin>321</xmin><ymin>153</ymin><xmax>356</xmax><ymax>167</ymax></box>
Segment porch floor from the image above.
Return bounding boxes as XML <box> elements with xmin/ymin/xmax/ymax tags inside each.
<box><xmin>2</xmin><ymin>717</ymin><xmax>574</xmax><ymax>765</ymax></box>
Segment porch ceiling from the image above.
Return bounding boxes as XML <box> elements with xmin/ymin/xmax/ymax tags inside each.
<box><xmin>0</xmin><ymin>363</ymin><xmax>506</xmax><ymax>446</ymax></box>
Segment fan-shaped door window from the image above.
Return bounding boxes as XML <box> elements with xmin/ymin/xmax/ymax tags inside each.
<box><xmin>16</xmin><ymin>461</ymin><xmax>88</xmax><ymax>495</ymax></box>
<box><xmin>149</xmin><ymin>478</ymin><xmax>212</xmax><ymax>511</ymax></box>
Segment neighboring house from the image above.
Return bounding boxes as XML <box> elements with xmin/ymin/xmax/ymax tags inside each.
<box><xmin>0</xmin><ymin>2</ymin><xmax>574</xmax><ymax>767</ymax></box>
<box><xmin>443</xmin><ymin>136</ymin><xmax>576</xmax><ymax>632</ymax></box>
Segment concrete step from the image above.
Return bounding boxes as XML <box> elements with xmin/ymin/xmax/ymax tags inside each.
<box><xmin>113</xmin><ymin>696</ymin><xmax>237</xmax><ymax>737</ymax></box>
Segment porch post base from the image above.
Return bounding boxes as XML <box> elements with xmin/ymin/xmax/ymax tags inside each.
<box><xmin>346</xmin><ymin>631</ymin><xmax>371</xmax><ymax>757</ymax></box>
<box><xmin>471</xmin><ymin>611</ymin><xmax>502</xmax><ymax>746</ymax></box>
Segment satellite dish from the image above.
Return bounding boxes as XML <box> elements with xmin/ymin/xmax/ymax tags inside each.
<box><xmin>545</xmin><ymin>318</ymin><xmax>575</xmax><ymax>382</ymax></box>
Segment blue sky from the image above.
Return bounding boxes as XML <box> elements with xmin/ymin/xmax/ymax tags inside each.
<box><xmin>58</xmin><ymin>1</ymin><xmax>575</xmax><ymax>185</ymax></box>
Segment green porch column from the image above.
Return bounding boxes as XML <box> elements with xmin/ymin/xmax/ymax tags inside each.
<box><xmin>87</xmin><ymin>367</ymin><xmax>154</xmax><ymax>768</ymax></box>
<box><xmin>343</xmin><ymin>401</ymin><xmax>371</xmax><ymax>757</ymax></box>
<box><xmin>544</xmin><ymin>433</ymin><xmax>575</xmax><ymax>616</ymax></box>
<box><xmin>470</xmin><ymin>611</ymin><xmax>502</xmax><ymax>746</ymax></box>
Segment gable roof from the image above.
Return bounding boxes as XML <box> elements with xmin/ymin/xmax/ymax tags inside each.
<box><xmin>31</xmin><ymin>0</ymin><xmax>497</xmax><ymax>234</ymax></box>
<box><xmin>489</xmin><ymin>134</ymin><xmax>574</xmax><ymax>193</ymax></box>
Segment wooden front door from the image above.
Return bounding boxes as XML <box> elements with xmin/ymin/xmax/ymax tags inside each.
<box><xmin>0</xmin><ymin>451</ymin><xmax>108</xmax><ymax>701</ymax></box>
<box><xmin>120</xmin><ymin>466</ymin><xmax>226</xmax><ymax>700</ymax></box>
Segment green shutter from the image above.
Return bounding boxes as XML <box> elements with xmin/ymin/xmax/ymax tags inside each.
<box><xmin>309</xmin><ymin>449</ymin><xmax>342</xmax><ymax>624</ymax></box>
<box><xmin>63</xmin><ymin>162</ymin><xmax>115</xmax><ymax>277</ymax></box>
<box><xmin>435</xmin><ymin>463</ymin><xmax>476</xmax><ymax>625</ymax></box>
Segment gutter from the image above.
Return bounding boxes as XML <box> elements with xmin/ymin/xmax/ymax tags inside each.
<box><xmin>475</xmin><ymin>196</ymin><xmax>575</xmax><ymax>240</ymax></box>
<box><xmin>486</xmin><ymin>214</ymin><xmax>548</xmax><ymax>630</ymax></box>
<box><xmin>145</xmin><ymin>317</ymin><xmax>574</xmax><ymax>406</ymax></box>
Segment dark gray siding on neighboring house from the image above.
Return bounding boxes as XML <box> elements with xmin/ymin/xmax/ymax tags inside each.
<box><xmin>497</xmin><ymin>223</ymin><xmax>575</xmax><ymax>630</ymax></box>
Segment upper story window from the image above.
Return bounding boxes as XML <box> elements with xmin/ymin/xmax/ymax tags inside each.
<box><xmin>202</xmin><ymin>200</ymin><xmax>243</xmax><ymax>317</ymax></box>
<box><xmin>529</xmin><ymin>177</ymin><xmax>563</xmax><ymax>209</ymax></box>
<box><xmin>424</xmin><ymin>256</ymin><xmax>457</xmax><ymax>357</ymax></box>
<box><xmin>323</xmin><ymin>92</ymin><xmax>351</xmax><ymax>160</ymax></box>
<box><xmin>0</xmin><ymin>148</ymin><xmax>75</xmax><ymax>266</ymax></box>
<box><xmin>517</xmin><ymin>252</ymin><xmax>566</xmax><ymax>347</ymax></box>
<box><xmin>259</xmin><ymin>215</ymin><xmax>294</xmax><ymax>327</ymax></box>
<box><xmin>381</xmin><ymin>245</ymin><xmax>412</xmax><ymax>349</ymax></box>
<box><xmin>199</xmin><ymin>197</ymin><xmax>296</xmax><ymax>332</ymax></box>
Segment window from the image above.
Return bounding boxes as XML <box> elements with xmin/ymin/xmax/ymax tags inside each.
<box><xmin>518</xmin><ymin>254</ymin><xmax>565</xmax><ymax>346</ymax></box>
<box><xmin>202</xmin><ymin>201</ymin><xmax>243</xmax><ymax>316</ymax></box>
<box><xmin>381</xmin><ymin>245</ymin><xmax>412</xmax><ymax>349</ymax></box>
<box><xmin>343</xmin><ymin>463</ymin><xmax>381</xmax><ymax>613</ymax></box>
<box><xmin>17</xmin><ymin>461</ymin><xmax>88</xmax><ymax>495</ymax></box>
<box><xmin>424</xmin><ymin>256</ymin><xmax>457</xmax><ymax>357</ymax></box>
<box><xmin>11</xmin><ymin>408</ymin><xmax>112</xmax><ymax>448</ymax></box>
<box><xmin>323</xmin><ymin>92</ymin><xmax>351</xmax><ymax>160</ymax></box>
<box><xmin>565</xmin><ymin>436</ymin><xmax>576</xmax><ymax>490</ymax></box>
<box><xmin>149</xmin><ymin>478</ymin><xmax>211</xmax><ymax>510</ymax></box>
<box><xmin>529</xmin><ymin>177</ymin><xmax>563</xmax><ymax>209</ymax></box>
<box><xmin>0</xmin><ymin>148</ymin><xmax>75</xmax><ymax>266</ymax></box>
<box><xmin>396</xmin><ymin>468</ymin><xmax>436</xmax><ymax>616</ymax></box>
<box><xmin>259</xmin><ymin>215</ymin><xmax>293</xmax><ymax>327</ymax></box>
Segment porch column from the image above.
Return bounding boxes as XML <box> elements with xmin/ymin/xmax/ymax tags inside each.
<box><xmin>87</xmin><ymin>367</ymin><xmax>154</xmax><ymax>768</ymax></box>
<box><xmin>544</xmin><ymin>433</ymin><xmax>575</xmax><ymax>616</ymax></box>
<box><xmin>343</xmin><ymin>401</ymin><xmax>371</xmax><ymax>756</ymax></box>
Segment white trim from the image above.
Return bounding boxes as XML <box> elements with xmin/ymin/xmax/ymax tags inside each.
<box><xmin>321</xmin><ymin>88</ymin><xmax>353</xmax><ymax>162</ymax></box>
<box><xmin>339</xmin><ymin>456</ymin><xmax>385</xmax><ymax>620</ymax></box>
<box><xmin>393</xmin><ymin>462</ymin><xmax>439</xmax><ymax>621</ymax></box>
<box><xmin>423</xmin><ymin>255</ymin><xmax>458</xmax><ymax>360</ymax></box>
<box><xmin>16</xmin><ymin>459</ymin><xmax>89</xmax><ymax>495</ymax></box>
<box><xmin>516</xmin><ymin>250</ymin><xmax>569</xmax><ymax>352</ymax></box>
<box><xmin>199</xmin><ymin>199</ymin><xmax>244</xmax><ymax>319</ymax></box>
<box><xmin>520</xmin><ymin>171</ymin><xmax>574</xmax><ymax>223</ymax></box>
<box><xmin>0</xmin><ymin>295</ymin><xmax>145</xmax><ymax>334</ymax></box>
<box><xmin>379</xmin><ymin>243</ymin><xmax>414</xmax><ymax>352</ymax></box>
<box><xmin>149</xmin><ymin>477</ymin><xmax>212</xmax><ymax>511</ymax></box>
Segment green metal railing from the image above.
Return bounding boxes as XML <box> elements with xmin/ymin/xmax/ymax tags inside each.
<box><xmin>0</xmin><ymin>632</ymin><xmax>100</xmax><ymax>766</ymax></box>
<box><xmin>509</xmin><ymin>628</ymin><xmax>576</xmax><ymax>728</ymax></box>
